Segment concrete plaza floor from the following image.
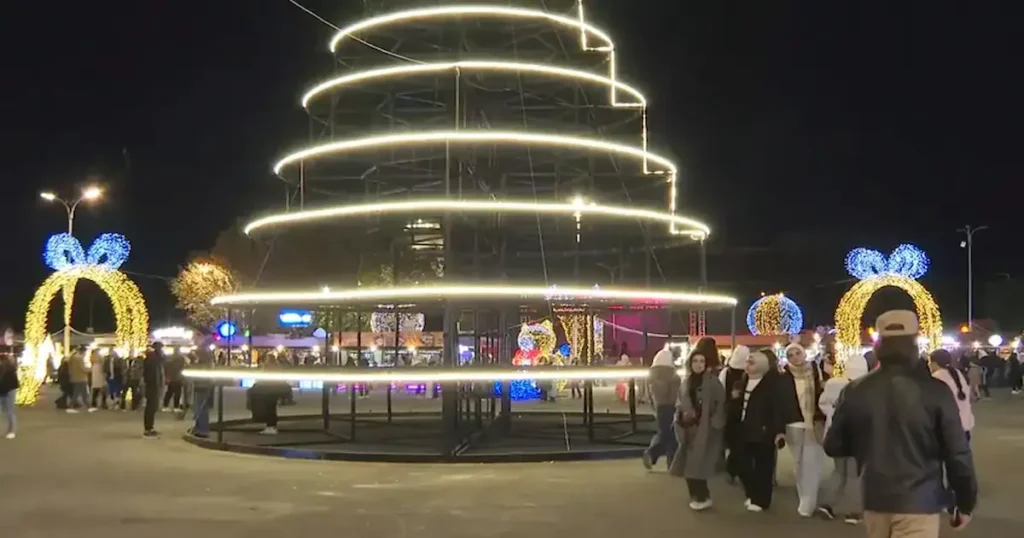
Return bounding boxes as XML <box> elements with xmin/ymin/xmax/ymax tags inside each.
<box><xmin>1</xmin><ymin>389</ymin><xmax>1022</xmax><ymax>537</ymax></box>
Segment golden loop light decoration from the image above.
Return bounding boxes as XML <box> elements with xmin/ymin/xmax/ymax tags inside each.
<box><xmin>834</xmin><ymin>244</ymin><xmax>941</xmax><ymax>353</ymax></box>
<box><xmin>20</xmin><ymin>233</ymin><xmax>149</xmax><ymax>405</ymax></box>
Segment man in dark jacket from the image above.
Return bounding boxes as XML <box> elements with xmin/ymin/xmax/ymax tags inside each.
<box><xmin>142</xmin><ymin>343</ymin><xmax>165</xmax><ymax>439</ymax></box>
<box><xmin>825</xmin><ymin>310</ymin><xmax>977</xmax><ymax>536</ymax></box>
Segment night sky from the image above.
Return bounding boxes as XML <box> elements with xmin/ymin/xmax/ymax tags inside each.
<box><xmin>0</xmin><ymin>1</ymin><xmax>1018</xmax><ymax>334</ymax></box>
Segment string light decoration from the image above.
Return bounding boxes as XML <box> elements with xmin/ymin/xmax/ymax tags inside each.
<box><xmin>370</xmin><ymin>312</ymin><xmax>425</xmax><ymax>333</ymax></box>
<box><xmin>835</xmin><ymin>244</ymin><xmax>941</xmax><ymax>352</ymax></box>
<box><xmin>170</xmin><ymin>258</ymin><xmax>240</xmax><ymax>327</ymax></box>
<box><xmin>746</xmin><ymin>293</ymin><xmax>804</xmax><ymax>335</ymax></box>
<box><xmin>20</xmin><ymin>233</ymin><xmax>149</xmax><ymax>405</ymax></box>
<box><xmin>557</xmin><ymin>313</ymin><xmax>604</xmax><ymax>361</ymax></box>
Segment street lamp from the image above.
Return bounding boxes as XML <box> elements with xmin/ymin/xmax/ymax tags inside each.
<box><xmin>39</xmin><ymin>185</ymin><xmax>104</xmax><ymax>354</ymax></box>
<box><xmin>39</xmin><ymin>186</ymin><xmax>103</xmax><ymax>234</ymax></box>
<box><xmin>957</xmin><ymin>225</ymin><xmax>989</xmax><ymax>333</ymax></box>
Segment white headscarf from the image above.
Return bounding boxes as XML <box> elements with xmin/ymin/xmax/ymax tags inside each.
<box><xmin>728</xmin><ymin>345</ymin><xmax>750</xmax><ymax>369</ymax></box>
<box><xmin>651</xmin><ymin>348</ymin><xmax>675</xmax><ymax>368</ymax></box>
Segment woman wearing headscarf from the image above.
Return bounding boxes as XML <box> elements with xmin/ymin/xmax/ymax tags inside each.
<box><xmin>928</xmin><ymin>349</ymin><xmax>974</xmax><ymax>441</ymax></box>
<box><xmin>719</xmin><ymin>345</ymin><xmax>750</xmax><ymax>483</ymax></box>
<box><xmin>779</xmin><ymin>343</ymin><xmax>828</xmax><ymax>517</ymax></box>
<box><xmin>669</xmin><ymin>350</ymin><xmax>726</xmax><ymax>510</ymax></box>
<box><xmin>642</xmin><ymin>347</ymin><xmax>681</xmax><ymax>470</ymax></box>
<box><xmin>928</xmin><ymin>348</ymin><xmax>976</xmax><ymax>517</ymax></box>
<box><xmin>817</xmin><ymin>354</ymin><xmax>869</xmax><ymax>524</ymax></box>
<box><xmin>734</xmin><ymin>349</ymin><xmax>791</xmax><ymax>512</ymax></box>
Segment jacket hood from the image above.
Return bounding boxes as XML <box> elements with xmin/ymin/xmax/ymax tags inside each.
<box><xmin>846</xmin><ymin>355</ymin><xmax>869</xmax><ymax>379</ymax></box>
<box><xmin>728</xmin><ymin>345</ymin><xmax>750</xmax><ymax>369</ymax></box>
<box><xmin>651</xmin><ymin>348</ymin><xmax>675</xmax><ymax>368</ymax></box>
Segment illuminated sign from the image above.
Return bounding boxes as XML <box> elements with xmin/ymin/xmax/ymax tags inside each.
<box><xmin>278</xmin><ymin>309</ymin><xmax>314</xmax><ymax>327</ymax></box>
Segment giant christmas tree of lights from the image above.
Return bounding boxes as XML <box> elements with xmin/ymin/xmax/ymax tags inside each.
<box><xmin>212</xmin><ymin>1</ymin><xmax>734</xmax><ymax>419</ymax></box>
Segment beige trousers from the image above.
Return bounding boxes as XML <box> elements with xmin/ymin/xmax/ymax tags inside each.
<box><xmin>864</xmin><ymin>512</ymin><xmax>940</xmax><ymax>538</ymax></box>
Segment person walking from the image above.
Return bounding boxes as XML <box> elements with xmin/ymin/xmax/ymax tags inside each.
<box><xmin>779</xmin><ymin>343</ymin><xmax>829</xmax><ymax>517</ymax></box>
<box><xmin>928</xmin><ymin>349</ymin><xmax>975</xmax><ymax>441</ymax></box>
<box><xmin>670</xmin><ymin>350</ymin><xmax>726</xmax><ymax>511</ymax></box>
<box><xmin>142</xmin><ymin>343</ymin><xmax>166</xmax><ymax>439</ymax></box>
<box><xmin>719</xmin><ymin>344</ymin><xmax>750</xmax><ymax>484</ymax></box>
<box><xmin>122</xmin><ymin>354</ymin><xmax>143</xmax><ymax>410</ymax></box>
<box><xmin>90</xmin><ymin>353</ymin><xmax>107</xmax><ymax>409</ymax></box>
<box><xmin>825</xmin><ymin>310</ymin><xmax>977</xmax><ymax>537</ymax></box>
<box><xmin>66</xmin><ymin>346</ymin><xmax>91</xmax><ymax>413</ymax></box>
<box><xmin>162</xmin><ymin>349</ymin><xmax>187</xmax><ymax>411</ymax></box>
<box><xmin>817</xmin><ymin>354</ymin><xmax>869</xmax><ymax>524</ymax></box>
<box><xmin>735</xmin><ymin>349</ymin><xmax>795</xmax><ymax>512</ymax></box>
<box><xmin>642</xmin><ymin>347</ymin><xmax>681</xmax><ymax>471</ymax></box>
<box><xmin>0</xmin><ymin>353</ymin><xmax>20</xmax><ymax>439</ymax></box>
<box><xmin>191</xmin><ymin>346</ymin><xmax>215</xmax><ymax>439</ymax></box>
<box><xmin>1007</xmin><ymin>350</ymin><xmax>1022</xmax><ymax>395</ymax></box>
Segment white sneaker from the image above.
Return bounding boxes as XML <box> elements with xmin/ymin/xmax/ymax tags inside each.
<box><xmin>161</xmin><ymin>407</ymin><xmax>171</xmax><ymax>412</ymax></box>
<box><xmin>259</xmin><ymin>426</ymin><xmax>278</xmax><ymax>435</ymax></box>
<box><xmin>744</xmin><ymin>499</ymin><xmax>751</xmax><ymax>508</ymax></box>
<box><xmin>747</xmin><ymin>503</ymin><xmax>764</xmax><ymax>513</ymax></box>
<box><xmin>66</xmin><ymin>408</ymin><xmax>80</xmax><ymax>414</ymax></box>
<box><xmin>87</xmin><ymin>407</ymin><xmax>98</xmax><ymax>413</ymax></box>
<box><xmin>689</xmin><ymin>499</ymin><xmax>713</xmax><ymax>511</ymax></box>
<box><xmin>4</xmin><ymin>433</ymin><xmax>14</xmax><ymax>439</ymax></box>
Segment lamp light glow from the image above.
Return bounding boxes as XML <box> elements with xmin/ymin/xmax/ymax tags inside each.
<box><xmin>988</xmin><ymin>334</ymin><xmax>1003</xmax><ymax>347</ymax></box>
<box><xmin>82</xmin><ymin>186</ymin><xmax>102</xmax><ymax>200</ymax></box>
<box><xmin>40</xmin><ymin>192</ymin><xmax>56</xmax><ymax>201</ymax></box>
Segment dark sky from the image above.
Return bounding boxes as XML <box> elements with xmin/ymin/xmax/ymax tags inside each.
<box><xmin>0</xmin><ymin>1</ymin><xmax>1018</xmax><ymax>334</ymax></box>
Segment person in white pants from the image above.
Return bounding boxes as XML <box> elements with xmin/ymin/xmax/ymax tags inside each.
<box><xmin>779</xmin><ymin>343</ymin><xmax>829</xmax><ymax>517</ymax></box>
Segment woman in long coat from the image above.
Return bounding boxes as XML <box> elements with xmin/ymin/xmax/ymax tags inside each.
<box><xmin>669</xmin><ymin>351</ymin><xmax>726</xmax><ymax>511</ymax></box>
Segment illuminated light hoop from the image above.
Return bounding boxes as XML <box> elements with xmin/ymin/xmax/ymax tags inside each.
<box><xmin>210</xmin><ymin>285</ymin><xmax>738</xmax><ymax>309</ymax></box>
<box><xmin>302</xmin><ymin>61</ymin><xmax>644</xmax><ymax>109</ymax></box>
<box><xmin>834</xmin><ymin>244</ymin><xmax>941</xmax><ymax>353</ymax></box>
<box><xmin>243</xmin><ymin>199</ymin><xmax>710</xmax><ymax>238</ymax></box>
<box><xmin>272</xmin><ymin>131</ymin><xmax>681</xmax><ymax>231</ymax></box>
<box><xmin>184</xmin><ymin>367</ymin><xmax>680</xmax><ymax>384</ymax></box>
<box><xmin>746</xmin><ymin>293</ymin><xmax>804</xmax><ymax>336</ymax></box>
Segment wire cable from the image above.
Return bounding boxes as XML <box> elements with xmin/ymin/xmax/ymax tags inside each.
<box><xmin>287</xmin><ymin>0</ymin><xmax>424</xmax><ymax>64</ymax></box>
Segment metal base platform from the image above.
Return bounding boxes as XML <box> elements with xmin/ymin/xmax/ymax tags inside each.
<box><xmin>184</xmin><ymin>410</ymin><xmax>654</xmax><ymax>463</ymax></box>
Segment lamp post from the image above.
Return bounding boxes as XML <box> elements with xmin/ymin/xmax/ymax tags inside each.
<box><xmin>957</xmin><ymin>225</ymin><xmax>988</xmax><ymax>333</ymax></box>
<box><xmin>40</xmin><ymin>186</ymin><xmax>103</xmax><ymax>355</ymax></box>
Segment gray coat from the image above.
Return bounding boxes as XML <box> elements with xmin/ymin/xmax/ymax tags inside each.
<box><xmin>669</xmin><ymin>372</ymin><xmax>726</xmax><ymax>479</ymax></box>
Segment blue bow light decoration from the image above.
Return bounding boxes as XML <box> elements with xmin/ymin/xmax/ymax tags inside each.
<box><xmin>845</xmin><ymin>243</ymin><xmax>929</xmax><ymax>281</ymax></box>
<box><xmin>44</xmin><ymin>233</ymin><xmax>131</xmax><ymax>272</ymax></box>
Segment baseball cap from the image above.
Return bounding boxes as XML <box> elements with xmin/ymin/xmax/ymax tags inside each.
<box><xmin>875</xmin><ymin>310</ymin><xmax>919</xmax><ymax>337</ymax></box>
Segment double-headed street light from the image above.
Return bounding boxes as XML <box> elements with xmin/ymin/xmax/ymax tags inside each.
<box><xmin>39</xmin><ymin>185</ymin><xmax>103</xmax><ymax>355</ymax></box>
<box><xmin>39</xmin><ymin>186</ymin><xmax>102</xmax><ymax>234</ymax></box>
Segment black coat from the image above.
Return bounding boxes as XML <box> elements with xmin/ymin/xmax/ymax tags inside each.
<box><xmin>738</xmin><ymin>371</ymin><xmax>801</xmax><ymax>444</ymax></box>
<box><xmin>824</xmin><ymin>363</ymin><xmax>977</xmax><ymax>515</ymax></box>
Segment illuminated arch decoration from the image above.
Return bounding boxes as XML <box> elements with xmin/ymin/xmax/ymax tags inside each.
<box><xmin>746</xmin><ymin>293</ymin><xmax>804</xmax><ymax>335</ymax></box>
<box><xmin>835</xmin><ymin>244</ymin><xmax>941</xmax><ymax>352</ymax></box>
<box><xmin>20</xmin><ymin>233</ymin><xmax>149</xmax><ymax>404</ymax></box>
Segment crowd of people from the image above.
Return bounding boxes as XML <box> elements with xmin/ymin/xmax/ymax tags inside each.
<box><xmin>644</xmin><ymin>310</ymin><xmax>980</xmax><ymax>537</ymax></box>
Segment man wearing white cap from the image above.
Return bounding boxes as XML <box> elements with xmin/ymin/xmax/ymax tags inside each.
<box><xmin>824</xmin><ymin>310</ymin><xmax>977</xmax><ymax>537</ymax></box>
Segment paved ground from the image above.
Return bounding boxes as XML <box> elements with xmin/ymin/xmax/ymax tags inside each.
<box><xmin>1</xmin><ymin>389</ymin><xmax>1022</xmax><ymax>538</ymax></box>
